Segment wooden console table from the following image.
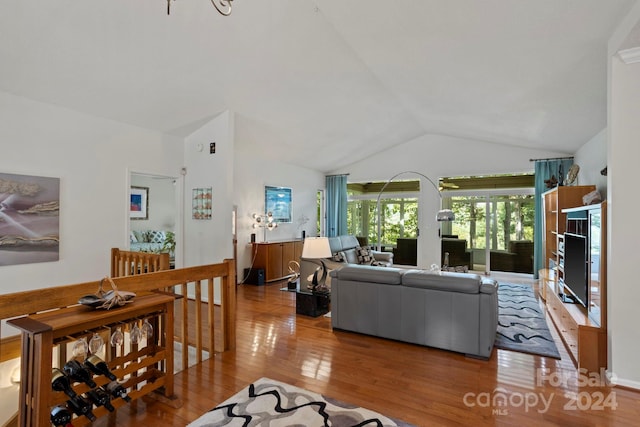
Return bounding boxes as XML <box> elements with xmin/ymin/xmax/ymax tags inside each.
<box><xmin>252</xmin><ymin>240</ymin><xmax>303</xmax><ymax>282</ymax></box>
<box><xmin>8</xmin><ymin>292</ymin><xmax>178</xmax><ymax>427</ymax></box>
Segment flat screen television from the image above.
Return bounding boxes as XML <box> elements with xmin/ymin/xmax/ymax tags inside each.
<box><xmin>562</xmin><ymin>233</ymin><xmax>588</xmax><ymax>307</ymax></box>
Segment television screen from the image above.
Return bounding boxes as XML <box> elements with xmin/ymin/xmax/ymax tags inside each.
<box><xmin>563</xmin><ymin>233</ymin><xmax>588</xmax><ymax>307</ymax></box>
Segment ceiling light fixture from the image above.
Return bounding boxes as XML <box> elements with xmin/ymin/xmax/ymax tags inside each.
<box><xmin>166</xmin><ymin>0</ymin><xmax>233</xmax><ymax>16</ymax></box>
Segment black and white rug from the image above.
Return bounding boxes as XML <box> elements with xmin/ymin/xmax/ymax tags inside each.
<box><xmin>495</xmin><ymin>282</ymin><xmax>561</xmax><ymax>359</ymax></box>
<box><xmin>188</xmin><ymin>377</ymin><xmax>416</xmax><ymax>427</ymax></box>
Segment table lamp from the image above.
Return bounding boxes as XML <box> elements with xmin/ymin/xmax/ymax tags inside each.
<box><xmin>301</xmin><ymin>237</ymin><xmax>332</xmax><ymax>292</ymax></box>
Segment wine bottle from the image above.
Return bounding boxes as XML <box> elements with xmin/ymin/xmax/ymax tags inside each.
<box><xmin>84</xmin><ymin>354</ymin><xmax>117</xmax><ymax>381</ymax></box>
<box><xmin>51</xmin><ymin>368</ymin><xmax>77</xmax><ymax>398</ymax></box>
<box><xmin>63</xmin><ymin>359</ymin><xmax>97</xmax><ymax>388</ymax></box>
<box><xmin>86</xmin><ymin>388</ymin><xmax>115</xmax><ymax>412</ymax></box>
<box><xmin>50</xmin><ymin>404</ymin><xmax>73</xmax><ymax>427</ymax></box>
<box><xmin>66</xmin><ymin>395</ymin><xmax>97</xmax><ymax>422</ymax></box>
<box><xmin>104</xmin><ymin>381</ymin><xmax>131</xmax><ymax>402</ymax></box>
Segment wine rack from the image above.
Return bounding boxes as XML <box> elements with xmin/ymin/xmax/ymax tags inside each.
<box><xmin>8</xmin><ymin>293</ymin><xmax>178</xmax><ymax>427</ymax></box>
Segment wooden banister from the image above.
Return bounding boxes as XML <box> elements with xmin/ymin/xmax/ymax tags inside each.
<box><xmin>111</xmin><ymin>248</ymin><xmax>170</xmax><ymax>277</ymax></box>
<box><xmin>0</xmin><ymin>260</ymin><xmax>236</xmax><ymax>367</ymax></box>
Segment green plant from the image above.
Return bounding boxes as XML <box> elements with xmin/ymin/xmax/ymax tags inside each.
<box><xmin>161</xmin><ymin>231</ymin><xmax>176</xmax><ymax>254</ymax></box>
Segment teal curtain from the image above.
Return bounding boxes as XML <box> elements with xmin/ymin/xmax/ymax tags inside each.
<box><xmin>326</xmin><ymin>175</ymin><xmax>348</xmax><ymax>237</ymax></box>
<box><xmin>533</xmin><ymin>158</ymin><xmax>574</xmax><ymax>278</ymax></box>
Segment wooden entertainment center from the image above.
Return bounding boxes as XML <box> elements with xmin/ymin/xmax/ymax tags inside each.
<box><xmin>541</xmin><ymin>185</ymin><xmax>607</xmax><ymax>372</ymax></box>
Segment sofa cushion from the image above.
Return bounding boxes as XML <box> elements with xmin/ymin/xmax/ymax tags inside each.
<box><xmin>343</xmin><ymin>248</ymin><xmax>359</xmax><ymax>264</ymax></box>
<box><xmin>339</xmin><ymin>235</ymin><xmax>359</xmax><ymax>251</ymax></box>
<box><xmin>147</xmin><ymin>230</ymin><xmax>166</xmax><ymax>243</ymax></box>
<box><xmin>332</xmin><ymin>251</ymin><xmax>346</xmax><ymax>262</ymax></box>
<box><xmin>356</xmin><ymin>246</ymin><xmax>374</xmax><ymax>264</ymax></box>
<box><xmin>328</xmin><ymin>237</ymin><xmax>343</xmax><ymax>254</ymax></box>
<box><xmin>402</xmin><ymin>270</ymin><xmax>482</xmax><ymax>294</ymax></box>
<box><xmin>132</xmin><ymin>230</ymin><xmax>145</xmax><ymax>243</ymax></box>
<box><xmin>331</xmin><ymin>264</ymin><xmax>404</xmax><ymax>285</ymax></box>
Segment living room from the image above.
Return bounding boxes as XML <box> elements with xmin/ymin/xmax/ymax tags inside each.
<box><xmin>1</xmin><ymin>1</ymin><xmax>640</xmax><ymax>425</ymax></box>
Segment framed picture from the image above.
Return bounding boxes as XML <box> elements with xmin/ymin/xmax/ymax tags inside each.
<box><xmin>192</xmin><ymin>187</ymin><xmax>212</xmax><ymax>220</ymax></box>
<box><xmin>130</xmin><ymin>186</ymin><xmax>149</xmax><ymax>220</ymax></box>
<box><xmin>265</xmin><ymin>186</ymin><xmax>292</xmax><ymax>223</ymax></box>
<box><xmin>0</xmin><ymin>172</ymin><xmax>60</xmax><ymax>266</ymax></box>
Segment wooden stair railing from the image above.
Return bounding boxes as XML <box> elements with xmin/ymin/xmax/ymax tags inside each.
<box><xmin>0</xmin><ymin>260</ymin><xmax>236</xmax><ymax>426</ymax></box>
<box><xmin>111</xmin><ymin>248</ymin><xmax>170</xmax><ymax>277</ymax></box>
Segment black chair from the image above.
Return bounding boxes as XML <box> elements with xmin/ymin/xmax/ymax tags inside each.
<box><xmin>441</xmin><ymin>238</ymin><xmax>473</xmax><ymax>269</ymax></box>
<box><xmin>393</xmin><ymin>238</ymin><xmax>417</xmax><ymax>265</ymax></box>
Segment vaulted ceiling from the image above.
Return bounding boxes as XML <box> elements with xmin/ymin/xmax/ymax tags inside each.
<box><xmin>0</xmin><ymin>1</ymin><xmax>634</xmax><ymax>172</ymax></box>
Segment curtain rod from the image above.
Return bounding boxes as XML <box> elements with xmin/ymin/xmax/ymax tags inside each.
<box><xmin>325</xmin><ymin>173</ymin><xmax>350</xmax><ymax>177</ymax></box>
<box><xmin>529</xmin><ymin>156</ymin><xmax>574</xmax><ymax>162</ymax></box>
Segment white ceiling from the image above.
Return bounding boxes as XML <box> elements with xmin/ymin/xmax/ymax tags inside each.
<box><xmin>0</xmin><ymin>1</ymin><xmax>635</xmax><ymax>172</ymax></box>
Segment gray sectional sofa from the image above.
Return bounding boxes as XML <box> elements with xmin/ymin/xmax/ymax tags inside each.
<box><xmin>299</xmin><ymin>235</ymin><xmax>393</xmax><ymax>290</ymax></box>
<box><xmin>329</xmin><ymin>264</ymin><xmax>498</xmax><ymax>359</ymax></box>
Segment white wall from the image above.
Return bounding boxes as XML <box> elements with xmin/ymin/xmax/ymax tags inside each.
<box><xmin>574</xmin><ymin>129</ymin><xmax>608</xmax><ymax>199</ymax></box>
<box><xmin>233</xmin><ymin>145</ymin><xmax>324</xmax><ymax>280</ymax></box>
<box><xmin>183</xmin><ymin>111</ymin><xmax>235</xmax><ymax>267</ymax></box>
<box><xmin>608</xmin><ymin>0</ymin><xmax>640</xmax><ymax>388</ymax></box>
<box><xmin>330</xmin><ymin>133</ymin><xmax>570</xmax><ymax>268</ymax></box>
<box><xmin>0</xmin><ymin>91</ymin><xmax>183</xmax><ymax>293</ymax></box>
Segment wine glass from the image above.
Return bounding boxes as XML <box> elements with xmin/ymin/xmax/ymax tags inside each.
<box><xmin>110</xmin><ymin>327</ymin><xmax>124</xmax><ymax>347</ymax></box>
<box><xmin>89</xmin><ymin>332</ymin><xmax>104</xmax><ymax>355</ymax></box>
<box><xmin>71</xmin><ymin>337</ymin><xmax>88</xmax><ymax>358</ymax></box>
<box><xmin>141</xmin><ymin>318</ymin><xmax>153</xmax><ymax>340</ymax></box>
<box><xmin>130</xmin><ymin>322</ymin><xmax>142</xmax><ymax>345</ymax></box>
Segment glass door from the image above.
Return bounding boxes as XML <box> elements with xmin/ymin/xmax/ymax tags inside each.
<box><xmin>445</xmin><ymin>193</ymin><xmax>534</xmax><ymax>274</ymax></box>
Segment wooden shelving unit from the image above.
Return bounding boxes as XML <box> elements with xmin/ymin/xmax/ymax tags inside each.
<box><xmin>540</xmin><ymin>186</ymin><xmax>607</xmax><ymax>372</ymax></box>
<box><xmin>8</xmin><ymin>293</ymin><xmax>178</xmax><ymax>426</ymax></box>
<box><xmin>540</xmin><ymin>185</ymin><xmax>595</xmax><ymax>301</ymax></box>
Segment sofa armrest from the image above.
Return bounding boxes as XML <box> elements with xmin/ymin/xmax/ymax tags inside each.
<box><xmin>372</xmin><ymin>250</ymin><xmax>393</xmax><ymax>265</ymax></box>
<box><xmin>480</xmin><ymin>278</ymin><xmax>498</xmax><ymax>294</ymax></box>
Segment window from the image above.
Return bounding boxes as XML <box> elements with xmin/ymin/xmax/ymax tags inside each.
<box><xmin>439</xmin><ymin>173</ymin><xmax>535</xmax><ymax>273</ymax></box>
<box><xmin>448</xmin><ymin>195</ymin><xmax>534</xmax><ymax>250</ymax></box>
<box><xmin>347</xmin><ymin>181</ymin><xmax>419</xmax><ymax>246</ymax></box>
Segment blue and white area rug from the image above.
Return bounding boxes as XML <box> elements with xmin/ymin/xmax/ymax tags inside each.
<box><xmin>495</xmin><ymin>282</ymin><xmax>561</xmax><ymax>359</ymax></box>
<box><xmin>188</xmin><ymin>377</ymin><xmax>416</xmax><ymax>427</ymax></box>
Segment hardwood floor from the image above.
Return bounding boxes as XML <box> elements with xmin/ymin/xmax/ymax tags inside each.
<box><xmin>92</xmin><ymin>273</ymin><xmax>640</xmax><ymax>426</ymax></box>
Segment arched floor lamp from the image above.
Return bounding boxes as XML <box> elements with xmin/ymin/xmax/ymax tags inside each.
<box><xmin>376</xmin><ymin>171</ymin><xmax>455</xmax><ymax>252</ymax></box>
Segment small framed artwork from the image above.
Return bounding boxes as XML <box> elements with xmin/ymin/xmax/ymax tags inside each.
<box><xmin>265</xmin><ymin>186</ymin><xmax>292</xmax><ymax>223</ymax></box>
<box><xmin>193</xmin><ymin>187</ymin><xmax>212</xmax><ymax>219</ymax></box>
<box><xmin>130</xmin><ymin>186</ymin><xmax>149</xmax><ymax>220</ymax></box>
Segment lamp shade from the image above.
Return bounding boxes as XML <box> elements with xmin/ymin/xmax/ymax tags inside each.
<box><xmin>301</xmin><ymin>237</ymin><xmax>332</xmax><ymax>259</ymax></box>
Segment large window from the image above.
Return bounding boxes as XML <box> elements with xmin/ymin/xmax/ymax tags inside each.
<box><xmin>439</xmin><ymin>173</ymin><xmax>535</xmax><ymax>273</ymax></box>
<box><xmin>447</xmin><ymin>195</ymin><xmax>534</xmax><ymax>250</ymax></box>
<box><xmin>347</xmin><ymin>181</ymin><xmax>419</xmax><ymax>246</ymax></box>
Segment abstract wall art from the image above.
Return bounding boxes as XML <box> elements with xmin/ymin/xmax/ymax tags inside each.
<box><xmin>0</xmin><ymin>172</ymin><xmax>60</xmax><ymax>266</ymax></box>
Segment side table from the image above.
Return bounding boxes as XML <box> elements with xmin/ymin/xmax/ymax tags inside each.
<box><xmin>295</xmin><ymin>289</ymin><xmax>330</xmax><ymax>317</ymax></box>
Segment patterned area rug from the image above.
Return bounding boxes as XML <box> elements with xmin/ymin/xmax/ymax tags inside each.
<box><xmin>495</xmin><ymin>282</ymin><xmax>561</xmax><ymax>359</ymax></box>
<box><xmin>188</xmin><ymin>377</ymin><xmax>416</xmax><ymax>427</ymax></box>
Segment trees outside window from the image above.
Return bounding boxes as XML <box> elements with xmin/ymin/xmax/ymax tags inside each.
<box><xmin>347</xmin><ymin>194</ymin><xmax>418</xmax><ymax>246</ymax></box>
<box><xmin>448</xmin><ymin>195</ymin><xmax>534</xmax><ymax>251</ymax></box>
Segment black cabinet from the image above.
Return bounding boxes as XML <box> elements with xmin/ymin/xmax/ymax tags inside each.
<box><xmin>296</xmin><ymin>290</ymin><xmax>330</xmax><ymax>317</ymax></box>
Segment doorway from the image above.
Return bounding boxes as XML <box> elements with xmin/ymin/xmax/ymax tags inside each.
<box><xmin>129</xmin><ymin>172</ymin><xmax>181</xmax><ymax>268</ymax></box>
<box><xmin>443</xmin><ymin>191</ymin><xmax>535</xmax><ymax>274</ymax></box>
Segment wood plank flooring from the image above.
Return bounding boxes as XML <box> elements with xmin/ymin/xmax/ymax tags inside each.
<box><xmin>92</xmin><ymin>273</ymin><xmax>640</xmax><ymax>426</ymax></box>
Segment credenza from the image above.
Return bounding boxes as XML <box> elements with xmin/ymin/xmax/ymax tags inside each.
<box><xmin>251</xmin><ymin>240</ymin><xmax>303</xmax><ymax>282</ymax></box>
